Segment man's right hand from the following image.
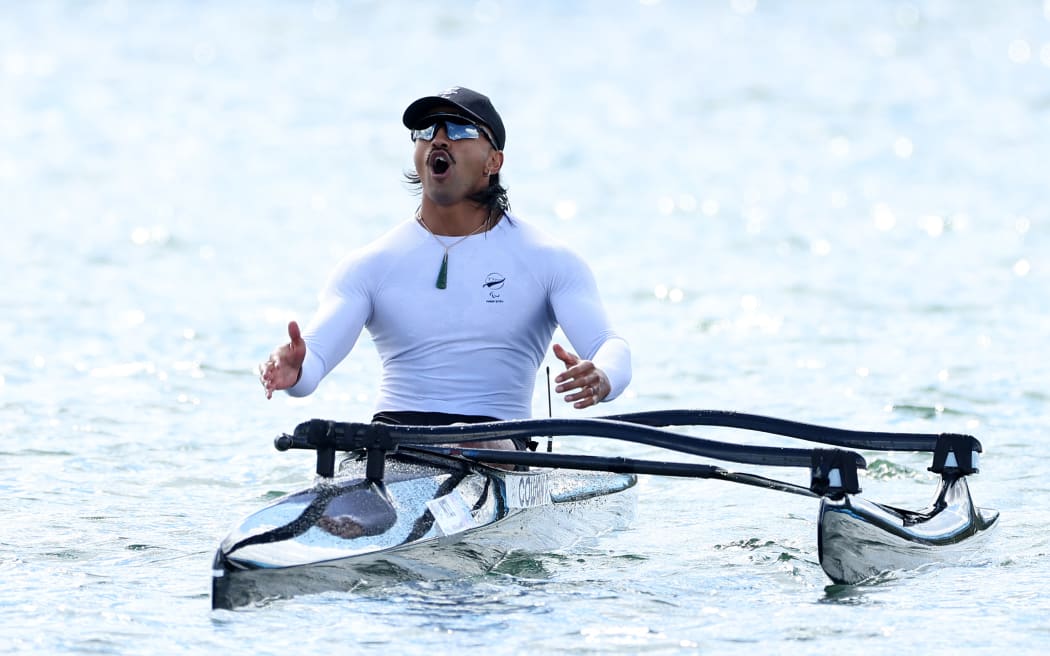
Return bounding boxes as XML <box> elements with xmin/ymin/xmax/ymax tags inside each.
<box><xmin>260</xmin><ymin>321</ymin><xmax>306</xmax><ymax>399</ymax></box>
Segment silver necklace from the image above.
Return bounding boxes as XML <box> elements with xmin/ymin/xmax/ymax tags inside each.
<box><xmin>417</xmin><ymin>214</ymin><xmax>486</xmax><ymax>289</ymax></box>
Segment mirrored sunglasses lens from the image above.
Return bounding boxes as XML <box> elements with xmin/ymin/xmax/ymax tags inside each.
<box><xmin>445</xmin><ymin>122</ymin><xmax>480</xmax><ymax>140</ymax></box>
<box><xmin>411</xmin><ymin>124</ymin><xmax>436</xmax><ymax>141</ymax></box>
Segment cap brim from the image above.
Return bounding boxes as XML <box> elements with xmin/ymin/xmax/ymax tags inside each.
<box><xmin>402</xmin><ymin>96</ymin><xmax>487</xmax><ymax>130</ymax></box>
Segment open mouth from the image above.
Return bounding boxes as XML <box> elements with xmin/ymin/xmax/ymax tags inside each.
<box><xmin>428</xmin><ymin>150</ymin><xmax>453</xmax><ymax>175</ymax></box>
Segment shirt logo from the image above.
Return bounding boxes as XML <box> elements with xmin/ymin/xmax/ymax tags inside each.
<box><xmin>483</xmin><ymin>273</ymin><xmax>505</xmax><ymax>303</ymax></box>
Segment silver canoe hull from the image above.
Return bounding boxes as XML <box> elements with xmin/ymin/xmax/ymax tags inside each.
<box><xmin>212</xmin><ymin>452</ymin><xmax>637</xmax><ymax>609</ymax></box>
<box><xmin>818</xmin><ymin>475</ymin><xmax>999</xmax><ymax>585</ymax></box>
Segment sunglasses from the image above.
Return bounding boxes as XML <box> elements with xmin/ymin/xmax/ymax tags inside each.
<box><xmin>411</xmin><ymin>118</ymin><xmax>495</xmax><ymax>147</ymax></box>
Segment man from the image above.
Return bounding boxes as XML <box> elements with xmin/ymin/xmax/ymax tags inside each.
<box><xmin>259</xmin><ymin>87</ymin><xmax>631</xmax><ymax>446</ymax></box>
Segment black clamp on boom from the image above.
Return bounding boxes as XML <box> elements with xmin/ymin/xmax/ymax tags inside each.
<box><xmin>929</xmin><ymin>433</ymin><xmax>982</xmax><ymax>477</ymax></box>
<box><xmin>274</xmin><ymin>420</ymin><xmax>397</xmax><ymax>482</ymax></box>
<box><xmin>810</xmin><ymin>449</ymin><xmax>863</xmax><ymax>498</ymax></box>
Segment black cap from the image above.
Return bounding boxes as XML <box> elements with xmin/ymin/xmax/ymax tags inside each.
<box><xmin>402</xmin><ymin>87</ymin><xmax>506</xmax><ymax>150</ymax></box>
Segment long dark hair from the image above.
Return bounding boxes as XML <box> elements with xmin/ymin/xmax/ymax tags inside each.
<box><xmin>403</xmin><ymin>171</ymin><xmax>511</xmax><ymax>229</ymax></box>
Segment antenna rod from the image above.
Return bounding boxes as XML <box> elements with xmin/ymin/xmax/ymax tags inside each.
<box><xmin>545</xmin><ymin>366</ymin><xmax>554</xmax><ymax>452</ymax></box>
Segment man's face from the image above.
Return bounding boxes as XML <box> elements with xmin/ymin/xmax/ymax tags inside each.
<box><xmin>412</xmin><ymin>108</ymin><xmax>500</xmax><ymax>207</ymax></box>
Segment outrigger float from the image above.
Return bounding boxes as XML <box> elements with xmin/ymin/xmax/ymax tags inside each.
<box><xmin>211</xmin><ymin>410</ymin><xmax>999</xmax><ymax>609</ymax></box>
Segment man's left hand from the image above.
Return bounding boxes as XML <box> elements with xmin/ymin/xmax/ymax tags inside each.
<box><xmin>553</xmin><ymin>343</ymin><xmax>609</xmax><ymax>409</ymax></box>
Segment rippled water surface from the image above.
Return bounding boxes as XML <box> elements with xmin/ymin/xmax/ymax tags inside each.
<box><xmin>4</xmin><ymin>1</ymin><xmax>1050</xmax><ymax>654</ymax></box>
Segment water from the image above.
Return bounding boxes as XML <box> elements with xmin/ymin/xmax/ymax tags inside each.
<box><xmin>3</xmin><ymin>0</ymin><xmax>1050</xmax><ymax>652</ymax></box>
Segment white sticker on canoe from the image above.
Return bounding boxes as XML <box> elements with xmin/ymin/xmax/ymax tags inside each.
<box><xmin>506</xmin><ymin>472</ymin><xmax>552</xmax><ymax>509</ymax></box>
<box><xmin>427</xmin><ymin>489</ymin><xmax>478</xmax><ymax>536</ymax></box>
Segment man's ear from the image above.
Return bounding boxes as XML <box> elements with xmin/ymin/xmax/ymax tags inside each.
<box><xmin>485</xmin><ymin>150</ymin><xmax>504</xmax><ymax>176</ymax></box>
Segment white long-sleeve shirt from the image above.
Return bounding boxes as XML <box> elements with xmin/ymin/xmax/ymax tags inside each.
<box><xmin>287</xmin><ymin>213</ymin><xmax>631</xmax><ymax>419</ymax></box>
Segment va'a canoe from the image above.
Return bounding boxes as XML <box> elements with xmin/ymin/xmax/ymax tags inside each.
<box><xmin>211</xmin><ymin>412</ymin><xmax>1000</xmax><ymax>609</ymax></box>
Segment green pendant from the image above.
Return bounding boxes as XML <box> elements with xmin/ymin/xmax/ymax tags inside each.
<box><xmin>436</xmin><ymin>252</ymin><xmax>448</xmax><ymax>289</ymax></box>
